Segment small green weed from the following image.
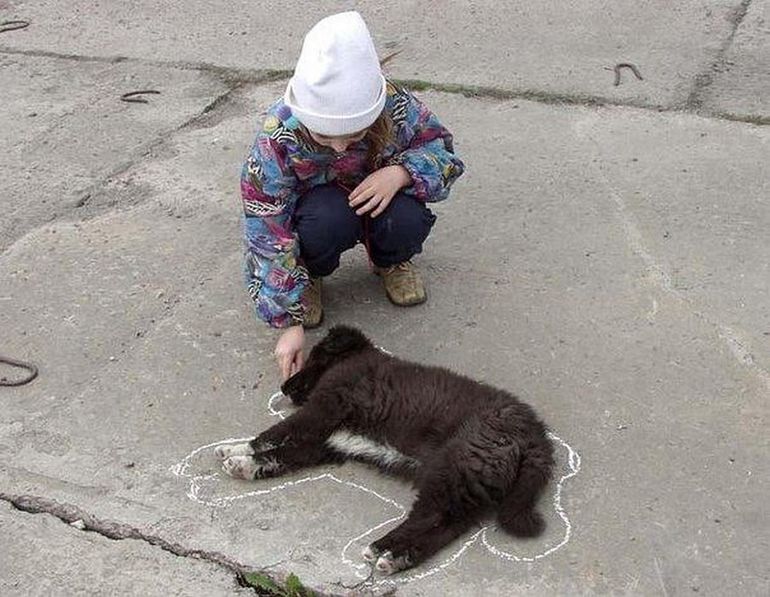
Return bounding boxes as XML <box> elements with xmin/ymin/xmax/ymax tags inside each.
<box><xmin>242</xmin><ymin>572</ymin><xmax>315</xmax><ymax>597</ymax></box>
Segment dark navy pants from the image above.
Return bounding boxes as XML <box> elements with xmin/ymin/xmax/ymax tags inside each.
<box><xmin>294</xmin><ymin>184</ymin><xmax>436</xmax><ymax>277</ymax></box>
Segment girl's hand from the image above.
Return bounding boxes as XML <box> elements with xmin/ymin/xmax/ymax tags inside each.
<box><xmin>348</xmin><ymin>165</ymin><xmax>411</xmax><ymax>217</ymax></box>
<box><xmin>275</xmin><ymin>325</ymin><xmax>305</xmax><ymax>381</ymax></box>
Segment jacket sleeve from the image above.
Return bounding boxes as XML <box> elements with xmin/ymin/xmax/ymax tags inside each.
<box><xmin>388</xmin><ymin>91</ymin><xmax>465</xmax><ymax>202</ymax></box>
<box><xmin>240</xmin><ymin>133</ymin><xmax>308</xmax><ymax>328</ymax></box>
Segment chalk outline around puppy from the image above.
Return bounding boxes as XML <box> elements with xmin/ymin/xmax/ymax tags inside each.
<box><xmin>170</xmin><ymin>390</ymin><xmax>581</xmax><ymax>586</ymax></box>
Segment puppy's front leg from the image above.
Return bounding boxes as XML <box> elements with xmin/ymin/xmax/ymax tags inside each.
<box><xmin>221</xmin><ymin>397</ymin><xmax>346</xmax><ymax>480</ymax></box>
<box><xmin>214</xmin><ymin>405</ymin><xmax>325</xmax><ymax>463</ymax></box>
<box><xmin>222</xmin><ymin>443</ymin><xmax>339</xmax><ymax>480</ymax></box>
<box><xmin>221</xmin><ymin>449</ymin><xmax>283</xmax><ymax>480</ymax></box>
<box><xmin>212</xmin><ymin>430</ymin><xmax>284</xmax><ymax>462</ymax></box>
<box><xmin>213</xmin><ymin>442</ymin><xmax>255</xmax><ymax>460</ymax></box>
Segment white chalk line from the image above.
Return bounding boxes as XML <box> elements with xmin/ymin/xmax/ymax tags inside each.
<box><xmin>377</xmin><ymin>430</ymin><xmax>582</xmax><ymax>587</ymax></box>
<box><xmin>481</xmin><ymin>431</ymin><xmax>581</xmax><ymax>564</ymax></box>
<box><xmin>170</xmin><ymin>391</ymin><xmax>582</xmax><ymax>585</ymax></box>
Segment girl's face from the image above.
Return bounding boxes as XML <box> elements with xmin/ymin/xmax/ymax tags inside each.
<box><xmin>307</xmin><ymin>128</ymin><xmax>368</xmax><ymax>153</ymax></box>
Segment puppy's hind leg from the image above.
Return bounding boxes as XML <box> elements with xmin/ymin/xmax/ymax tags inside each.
<box><xmin>366</xmin><ymin>416</ymin><xmax>528</xmax><ymax>574</ymax></box>
<box><xmin>365</xmin><ymin>444</ymin><xmax>480</xmax><ymax>574</ymax></box>
<box><xmin>366</xmin><ymin>511</ymin><xmax>473</xmax><ymax>575</ymax></box>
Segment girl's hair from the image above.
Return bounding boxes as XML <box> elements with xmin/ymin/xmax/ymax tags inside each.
<box><xmin>365</xmin><ymin>50</ymin><xmax>400</xmax><ymax>169</ymax></box>
<box><xmin>297</xmin><ymin>106</ymin><xmax>396</xmax><ymax>171</ymax></box>
<box><xmin>364</xmin><ymin>111</ymin><xmax>395</xmax><ymax>170</ymax></box>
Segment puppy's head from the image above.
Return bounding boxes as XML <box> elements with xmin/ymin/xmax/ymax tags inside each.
<box><xmin>281</xmin><ymin>325</ymin><xmax>372</xmax><ymax>405</ymax></box>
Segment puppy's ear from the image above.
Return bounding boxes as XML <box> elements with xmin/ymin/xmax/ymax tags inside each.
<box><xmin>323</xmin><ymin>325</ymin><xmax>372</xmax><ymax>355</ymax></box>
<box><xmin>281</xmin><ymin>365</ymin><xmax>320</xmax><ymax>405</ymax></box>
<box><xmin>280</xmin><ymin>370</ymin><xmax>303</xmax><ymax>399</ymax></box>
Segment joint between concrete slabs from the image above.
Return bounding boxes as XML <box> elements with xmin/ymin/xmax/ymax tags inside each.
<box><xmin>0</xmin><ymin>45</ymin><xmax>291</xmax><ymax>86</ymax></box>
<box><xmin>2</xmin><ymin>46</ymin><xmax>768</xmax><ymax>127</ymax></box>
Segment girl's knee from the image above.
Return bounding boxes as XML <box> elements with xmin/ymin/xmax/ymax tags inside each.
<box><xmin>296</xmin><ymin>185</ymin><xmax>360</xmax><ymax>243</ymax></box>
<box><xmin>371</xmin><ymin>194</ymin><xmax>436</xmax><ymax>248</ymax></box>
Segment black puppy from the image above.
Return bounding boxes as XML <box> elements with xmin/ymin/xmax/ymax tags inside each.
<box><xmin>215</xmin><ymin>326</ymin><xmax>554</xmax><ymax>575</ymax></box>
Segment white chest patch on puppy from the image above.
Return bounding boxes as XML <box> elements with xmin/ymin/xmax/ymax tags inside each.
<box><xmin>326</xmin><ymin>430</ymin><xmax>419</xmax><ymax>470</ymax></box>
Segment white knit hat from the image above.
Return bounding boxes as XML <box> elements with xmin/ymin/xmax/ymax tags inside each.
<box><xmin>284</xmin><ymin>11</ymin><xmax>386</xmax><ymax>136</ymax></box>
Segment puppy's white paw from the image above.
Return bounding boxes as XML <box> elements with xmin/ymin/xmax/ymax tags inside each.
<box><xmin>362</xmin><ymin>545</ymin><xmax>378</xmax><ymax>562</ymax></box>
<box><xmin>222</xmin><ymin>455</ymin><xmax>283</xmax><ymax>480</ymax></box>
<box><xmin>374</xmin><ymin>550</ymin><xmax>412</xmax><ymax>575</ymax></box>
<box><xmin>375</xmin><ymin>551</ymin><xmax>397</xmax><ymax>575</ymax></box>
<box><xmin>214</xmin><ymin>443</ymin><xmax>254</xmax><ymax>461</ymax></box>
<box><xmin>222</xmin><ymin>455</ymin><xmax>259</xmax><ymax>480</ymax></box>
<box><xmin>252</xmin><ymin>439</ymin><xmax>278</xmax><ymax>453</ymax></box>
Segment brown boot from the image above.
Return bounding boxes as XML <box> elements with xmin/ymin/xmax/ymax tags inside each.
<box><xmin>303</xmin><ymin>277</ymin><xmax>324</xmax><ymax>329</ymax></box>
<box><xmin>375</xmin><ymin>261</ymin><xmax>427</xmax><ymax>306</ymax></box>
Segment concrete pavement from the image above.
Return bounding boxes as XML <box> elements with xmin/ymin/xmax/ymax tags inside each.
<box><xmin>1</xmin><ymin>1</ymin><xmax>768</xmax><ymax>595</ymax></box>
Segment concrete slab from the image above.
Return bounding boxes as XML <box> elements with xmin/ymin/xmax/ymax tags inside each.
<box><xmin>0</xmin><ymin>501</ymin><xmax>251</xmax><ymax>596</ymax></box>
<box><xmin>571</xmin><ymin>107</ymin><xmax>770</xmax><ymax>377</ymax></box>
<box><xmin>0</xmin><ymin>0</ymin><xmax>752</xmax><ymax>108</ymax></box>
<box><xmin>0</xmin><ymin>52</ymin><xmax>228</xmax><ymax>251</ymax></box>
<box><xmin>704</xmin><ymin>0</ymin><xmax>770</xmax><ymax>118</ymax></box>
<box><xmin>2</xmin><ymin>80</ymin><xmax>768</xmax><ymax>594</ymax></box>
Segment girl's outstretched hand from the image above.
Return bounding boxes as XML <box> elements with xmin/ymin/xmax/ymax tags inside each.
<box><xmin>348</xmin><ymin>165</ymin><xmax>411</xmax><ymax>217</ymax></box>
<box><xmin>275</xmin><ymin>325</ymin><xmax>305</xmax><ymax>381</ymax></box>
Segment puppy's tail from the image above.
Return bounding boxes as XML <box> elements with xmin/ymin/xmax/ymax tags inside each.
<box><xmin>497</xmin><ymin>449</ymin><xmax>553</xmax><ymax>538</ymax></box>
<box><xmin>498</xmin><ymin>503</ymin><xmax>545</xmax><ymax>537</ymax></box>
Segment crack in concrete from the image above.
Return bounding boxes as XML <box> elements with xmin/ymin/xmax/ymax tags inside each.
<box><xmin>0</xmin><ymin>492</ymin><xmax>251</xmax><ymax>584</ymax></box>
<box><xmin>0</xmin><ymin>492</ymin><xmax>338</xmax><ymax>596</ymax></box>
<box><xmin>73</xmin><ymin>79</ymin><xmax>252</xmax><ymax>212</ymax></box>
<box><xmin>0</xmin><ymin>76</ymin><xmax>259</xmax><ymax>403</ymax></box>
<box><xmin>708</xmin><ymin>109</ymin><xmax>770</xmax><ymax>126</ymax></box>
<box><xmin>684</xmin><ymin>0</ymin><xmax>754</xmax><ymax>111</ymax></box>
<box><xmin>0</xmin><ymin>75</ymin><xmax>259</xmax><ymax>258</ymax></box>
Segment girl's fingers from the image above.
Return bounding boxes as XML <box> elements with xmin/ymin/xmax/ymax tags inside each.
<box><xmin>348</xmin><ymin>178</ymin><xmax>367</xmax><ymax>199</ymax></box>
<box><xmin>348</xmin><ymin>187</ymin><xmax>363</xmax><ymax>203</ymax></box>
<box><xmin>370</xmin><ymin>195</ymin><xmax>392</xmax><ymax>218</ymax></box>
<box><xmin>355</xmin><ymin>196</ymin><xmax>381</xmax><ymax>215</ymax></box>
<box><xmin>349</xmin><ymin>181</ymin><xmax>374</xmax><ymax>204</ymax></box>
<box><xmin>278</xmin><ymin>353</ymin><xmax>292</xmax><ymax>380</ymax></box>
<box><xmin>349</xmin><ymin>186</ymin><xmax>376</xmax><ymax>207</ymax></box>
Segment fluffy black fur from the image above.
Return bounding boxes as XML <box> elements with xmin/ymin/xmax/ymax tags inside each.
<box><xmin>240</xmin><ymin>326</ymin><xmax>554</xmax><ymax>573</ymax></box>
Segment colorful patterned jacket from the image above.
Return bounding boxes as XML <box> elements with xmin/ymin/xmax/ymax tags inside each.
<box><xmin>240</xmin><ymin>81</ymin><xmax>465</xmax><ymax>328</ymax></box>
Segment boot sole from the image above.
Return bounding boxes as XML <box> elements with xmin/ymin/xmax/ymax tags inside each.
<box><xmin>373</xmin><ymin>268</ymin><xmax>427</xmax><ymax>307</ymax></box>
<box><xmin>384</xmin><ymin>293</ymin><xmax>427</xmax><ymax>307</ymax></box>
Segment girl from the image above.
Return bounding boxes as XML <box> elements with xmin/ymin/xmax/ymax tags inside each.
<box><xmin>240</xmin><ymin>11</ymin><xmax>464</xmax><ymax>380</ymax></box>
